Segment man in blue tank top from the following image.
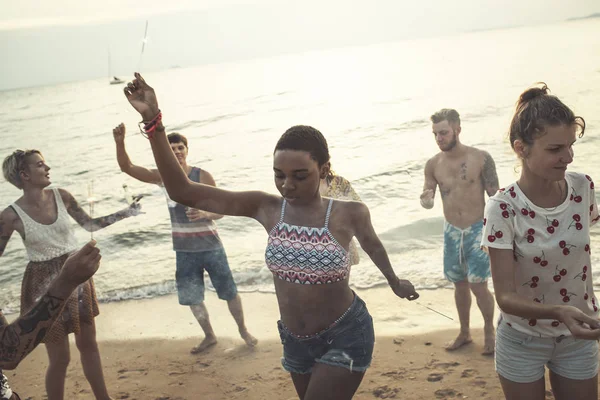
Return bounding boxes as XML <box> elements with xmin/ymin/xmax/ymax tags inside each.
<box><xmin>113</xmin><ymin>124</ymin><xmax>257</xmax><ymax>352</ymax></box>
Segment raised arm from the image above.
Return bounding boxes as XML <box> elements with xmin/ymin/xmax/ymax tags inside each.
<box><xmin>350</xmin><ymin>202</ymin><xmax>418</xmax><ymax>300</ymax></box>
<box><xmin>490</xmin><ymin>248</ymin><xmax>600</xmax><ymax>339</ymax></box>
<box><xmin>60</xmin><ymin>189</ymin><xmax>141</xmax><ymax>232</ymax></box>
<box><xmin>481</xmin><ymin>150</ymin><xmax>499</xmax><ymax>197</ymax></box>
<box><xmin>0</xmin><ymin>241</ymin><xmax>101</xmax><ymax>369</ymax></box>
<box><xmin>123</xmin><ymin>73</ymin><xmax>276</xmax><ymax>226</ymax></box>
<box><xmin>420</xmin><ymin>158</ymin><xmax>437</xmax><ymax>209</ymax></box>
<box><xmin>113</xmin><ymin>123</ymin><xmax>162</xmax><ymax>184</ymax></box>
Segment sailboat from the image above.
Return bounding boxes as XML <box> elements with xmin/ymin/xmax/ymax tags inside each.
<box><xmin>108</xmin><ymin>48</ymin><xmax>123</xmax><ymax>85</ymax></box>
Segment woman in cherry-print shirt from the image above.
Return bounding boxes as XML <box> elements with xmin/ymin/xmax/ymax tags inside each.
<box><xmin>482</xmin><ymin>84</ymin><xmax>600</xmax><ymax>400</ymax></box>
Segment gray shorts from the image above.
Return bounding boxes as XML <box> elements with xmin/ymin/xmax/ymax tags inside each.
<box><xmin>496</xmin><ymin>320</ymin><xmax>599</xmax><ymax>383</ymax></box>
<box><xmin>175</xmin><ymin>249</ymin><xmax>238</xmax><ymax>305</ymax></box>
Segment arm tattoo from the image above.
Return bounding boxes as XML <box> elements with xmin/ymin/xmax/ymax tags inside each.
<box><xmin>91</xmin><ymin>212</ymin><xmax>127</xmax><ymax>229</ymax></box>
<box><xmin>68</xmin><ymin>196</ymin><xmax>126</xmax><ymax>231</ymax></box>
<box><xmin>481</xmin><ymin>153</ymin><xmax>500</xmax><ymax>196</ymax></box>
<box><xmin>0</xmin><ymin>294</ymin><xmax>64</xmax><ymax>368</ymax></box>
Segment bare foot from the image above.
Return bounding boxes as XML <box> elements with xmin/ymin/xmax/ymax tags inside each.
<box><xmin>482</xmin><ymin>327</ymin><xmax>495</xmax><ymax>356</ymax></box>
<box><xmin>240</xmin><ymin>330</ymin><xmax>258</xmax><ymax>347</ymax></box>
<box><xmin>190</xmin><ymin>336</ymin><xmax>217</xmax><ymax>354</ymax></box>
<box><xmin>444</xmin><ymin>332</ymin><xmax>473</xmax><ymax>351</ymax></box>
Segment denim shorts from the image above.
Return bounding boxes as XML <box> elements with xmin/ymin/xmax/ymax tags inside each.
<box><xmin>277</xmin><ymin>294</ymin><xmax>375</xmax><ymax>374</ymax></box>
<box><xmin>175</xmin><ymin>249</ymin><xmax>238</xmax><ymax>305</ymax></box>
<box><xmin>496</xmin><ymin>319</ymin><xmax>599</xmax><ymax>383</ymax></box>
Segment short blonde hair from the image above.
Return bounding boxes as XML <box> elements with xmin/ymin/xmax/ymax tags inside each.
<box><xmin>2</xmin><ymin>149</ymin><xmax>42</xmax><ymax>189</ymax></box>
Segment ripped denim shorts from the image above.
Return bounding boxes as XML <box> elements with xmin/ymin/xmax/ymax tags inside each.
<box><xmin>277</xmin><ymin>294</ymin><xmax>375</xmax><ymax>374</ymax></box>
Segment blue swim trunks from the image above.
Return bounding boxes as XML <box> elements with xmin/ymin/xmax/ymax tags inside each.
<box><xmin>443</xmin><ymin>220</ymin><xmax>490</xmax><ymax>283</ymax></box>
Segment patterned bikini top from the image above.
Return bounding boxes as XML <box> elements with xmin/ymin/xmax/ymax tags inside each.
<box><xmin>265</xmin><ymin>198</ymin><xmax>350</xmax><ymax>285</ymax></box>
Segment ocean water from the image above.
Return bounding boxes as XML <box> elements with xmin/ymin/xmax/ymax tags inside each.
<box><xmin>1</xmin><ymin>19</ymin><xmax>599</xmax><ymax>313</ymax></box>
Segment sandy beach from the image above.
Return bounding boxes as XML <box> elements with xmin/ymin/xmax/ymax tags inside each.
<box><xmin>6</xmin><ymin>287</ymin><xmax>595</xmax><ymax>399</ymax></box>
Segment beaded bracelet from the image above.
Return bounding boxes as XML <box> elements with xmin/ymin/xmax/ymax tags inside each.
<box><xmin>138</xmin><ymin>110</ymin><xmax>162</xmax><ymax>138</ymax></box>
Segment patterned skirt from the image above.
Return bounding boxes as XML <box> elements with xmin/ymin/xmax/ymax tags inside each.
<box><xmin>20</xmin><ymin>253</ymin><xmax>100</xmax><ymax>344</ymax></box>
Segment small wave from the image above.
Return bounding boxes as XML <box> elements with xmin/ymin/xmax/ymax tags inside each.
<box><xmin>170</xmin><ymin>111</ymin><xmax>249</xmax><ymax>131</ymax></box>
<box><xmin>99</xmin><ymin>280</ymin><xmax>177</xmax><ymax>303</ymax></box>
<box><xmin>386</xmin><ymin>118</ymin><xmax>430</xmax><ymax>131</ymax></box>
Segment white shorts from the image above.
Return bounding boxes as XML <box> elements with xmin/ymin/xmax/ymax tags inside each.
<box><xmin>496</xmin><ymin>320</ymin><xmax>599</xmax><ymax>383</ymax></box>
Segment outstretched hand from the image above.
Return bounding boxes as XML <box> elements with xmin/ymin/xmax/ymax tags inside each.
<box><xmin>125</xmin><ymin>195</ymin><xmax>144</xmax><ymax>217</ymax></box>
<box><xmin>390</xmin><ymin>278</ymin><xmax>419</xmax><ymax>301</ymax></box>
<box><xmin>123</xmin><ymin>73</ymin><xmax>160</xmax><ymax>121</ymax></box>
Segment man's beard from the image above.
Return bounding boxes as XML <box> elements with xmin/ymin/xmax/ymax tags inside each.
<box><xmin>441</xmin><ymin>133</ymin><xmax>457</xmax><ymax>152</ymax></box>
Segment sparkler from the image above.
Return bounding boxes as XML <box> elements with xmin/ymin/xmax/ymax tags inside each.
<box><xmin>87</xmin><ymin>181</ymin><xmax>96</xmax><ymax>240</ymax></box>
<box><xmin>123</xmin><ymin>183</ymin><xmax>132</xmax><ymax>204</ymax></box>
<box><xmin>415</xmin><ymin>301</ymin><xmax>454</xmax><ymax>321</ymax></box>
<box><xmin>137</xmin><ymin>20</ymin><xmax>149</xmax><ymax>72</ymax></box>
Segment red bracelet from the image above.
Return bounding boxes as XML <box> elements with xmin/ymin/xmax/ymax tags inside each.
<box><xmin>138</xmin><ymin>111</ymin><xmax>162</xmax><ymax>139</ymax></box>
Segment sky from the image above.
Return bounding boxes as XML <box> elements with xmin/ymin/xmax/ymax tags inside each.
<box><xmin>0</xmin><ymin>0</ymin><xmax>598</xmax><ymax>90</ymax></box>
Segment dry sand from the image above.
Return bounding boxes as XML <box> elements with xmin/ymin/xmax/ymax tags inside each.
<box><xmin>6</xmin><ymin>287</ymin><xmax>591</xmax><ymax>399</ymax></box>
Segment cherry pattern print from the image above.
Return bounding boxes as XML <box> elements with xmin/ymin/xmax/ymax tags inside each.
<box><xmin>552</xmin><ymin>265</ymin><xmax>568</xmax><ymax>282</ymax></box>
<box><xmin>525</xmin><ymin>227</ymin><xmax>535</xmax><ymax>243</ymax></box>
<box><xmin>499</xmin><ymin>202</ymin><xmax>512</xmax><ymax>219</ymax></box>
<box><xmin>500</xmin><ymin>186</ymin><xmax>518</xmax><ymax>199</ymax></box>
<box><xmin>483</xmin><ymin>173</ymin><xmax>598</xmax><ymax>336</ymax></box>
<box><xmin>487</xmin><ymin>225</ymin><xmax>504</xmax><ymax>242</ymax></box>
<box><xmin>523</xmin><ymin>276</ymin><xmax>540</xmax><ymax>288</ymax></box>
<box><xmin>533</xmin><ymin>251</ymin><xmax>549</xmax><ymax>267</ymax></box>
<box><xmin>570</xmin><ymin>187</ymin><xmax>583</xmax><ymax>203</ymax></box>
<box><xmin>573</xmin><ymin>265</ymin><xmax>588</xmax><ymax>281</ymax></box>
<box><xmin>533</xmin><ymin>295</ymin><xmax>545</xmax><ymax>303</ymax></box>
<box><xmin>560</xmin><ymin>289</ymin><xmax>576</xmax><ymax>303</ymax></box>
<box><xmin>520</xmin><ymin>203</ymin><xmax>536</xmax><ymax>219</ymax></box>
<box><xmin>559</xmin><ymin>240</ymin><xmax>576</xmax><ymax>255</ymax></box>
<box><xmin>585</xmin><ymin>175</ymin><xmax>594</xmax><ymax>190</ymax></box>
<box><xmin>568</xmin><ymin>214</ymin><xmax>583</xmax><ymax>231</ymax></box>
<box><xmin>545</xmin><ymin>217</ymin><xmax>559</xmax><ymax>233</ymax></box>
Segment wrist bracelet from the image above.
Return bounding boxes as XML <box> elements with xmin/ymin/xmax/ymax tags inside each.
<box><xmin>138</xmin><ymin>110</ymin><xmax>162</xmax><ymax>139</ymax></box>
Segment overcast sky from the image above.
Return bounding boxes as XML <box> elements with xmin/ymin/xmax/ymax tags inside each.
<box><xmin>1</xmin><ymin>0</ymin><xmax>598</xmax><ymax>90</ymax></box>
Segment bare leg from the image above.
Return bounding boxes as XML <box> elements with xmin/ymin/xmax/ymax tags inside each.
<box><xmin>550</xmin><ymin>370</ymin><xmax>598</xmax><ymax>400</ymax></box>
<box><xmin>498</xmin><ymin>374</ymin><xmax>546</xmax><ymax>400</ymax></box>
<box><xmin>302</xmin><ymin>363</ymin><xmax>365</xmax><ymax>400</ymax></box>
<box><xmin>445</xmin><ymin>280</ymin><xmax>473</xmax><ymax>351</ymax></box>
<box><xmin>74</xmin><ymin>320</ymin><xmax>111</xmax><ymax>400</ymax></box>
<box><xmin>290</xmin><ymin>373</ymin><xmax>312</xmax><ymax>399</ymax></box>
<box><xmin>189</xmin><ymin>303</ymin><xmax>217</xmax><ymax>354</ymax></box>
<box><xmin>45</xmin><ymin>337</ymin><xmax>70</xmax><ymax>400</ymax></box>
<box><xmin>227</xmin><ymin>294</ymin><xmax>257</xmax><ymax>347</ymax></box>
<box><xmin>470</xmin><ymin>282</ymin><xmax>496</xmax><ymax>355</ymax></box>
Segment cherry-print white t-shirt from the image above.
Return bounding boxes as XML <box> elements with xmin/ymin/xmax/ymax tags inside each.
<box><xmin>481</xmin><ymin>171</ymin><xmax>599</xmax><ymax>337</ymax></box>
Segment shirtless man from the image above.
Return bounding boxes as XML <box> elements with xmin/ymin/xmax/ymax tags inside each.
<box><xmin>420</xmin><ymin>109</ymin><xmax>498</xmax><ymax>355</ymax></box>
